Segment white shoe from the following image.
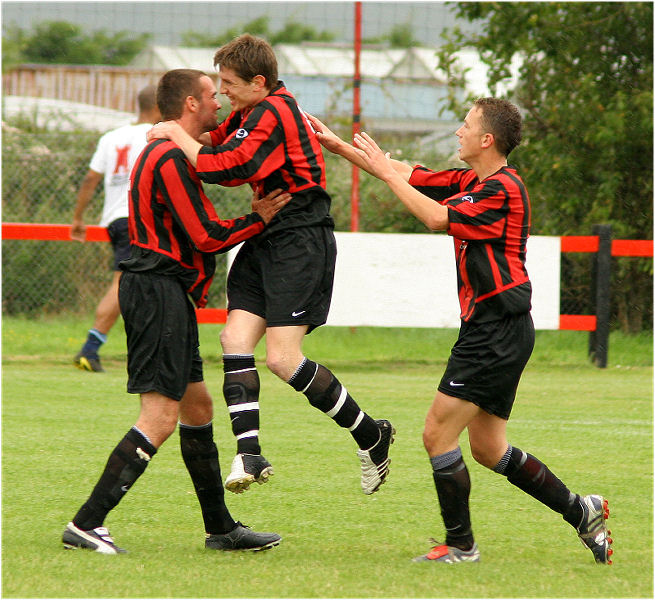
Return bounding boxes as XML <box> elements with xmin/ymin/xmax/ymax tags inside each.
<box><xmin>225</xmin><ymin>453</ymin><xmax>274</xmax><ymax>494</ymax></box>
<box><xmin>357</xmin><ymin>419</ymin><xmax>395</xmax><ymax>494</ymax></box>
<box><xmin>62</xmin><ymin>522</ymin><xmax>126</xmax><ymax>554</ymax></box>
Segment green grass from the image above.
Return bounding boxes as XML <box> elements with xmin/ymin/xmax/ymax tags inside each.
<box><xmin>2</xmin><ymin>316</ymin><xmax>653</xmax><ymax>598</ymax></box>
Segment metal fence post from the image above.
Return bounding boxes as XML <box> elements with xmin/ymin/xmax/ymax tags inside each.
<box><xmin>588</xmin><ymin>224</ymin><xmax>612</xmax><ymax>368</ymax></box>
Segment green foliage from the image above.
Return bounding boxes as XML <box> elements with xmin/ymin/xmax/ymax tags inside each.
<box><xmin>1</xmin><ymin>121</ymin><xmax>114</xmax><ymax>316</ymax></box>
<box><xmin>364</xmin><ymin>23</ymin><xmax>421</xmax><ymax>48</ymax></box>
<box><xmin>181</xmin><ymin>16</ymin><xmax>335</xmax><ymax>48</ymax></box>
<box><xmin>0</xmin><ymin>117</ymin><xmax>246</xmax><ymax>315</ymax></box>
<box><xmin>270</xmin><ymin>20</ymin><xmax>336</xmax><ymax>45</ymax></box>
<box><xmin>321</xmin><ymin>119</ymin><xmax>453</xmax><ymax>233</ymax></box>
<box><xmin>2</xmin><ymin>20</ymin><xmax>150</xmax><ymax>67</ymax></box>
<box><xmin>1</xmin><ymin>22</ymin><xmax>28</xmax><ymax>71</ymax></box>
<box><xmin>438</xmin><ymin>1</ymin><xmax>653</xmax><ymax>332</ymax></box>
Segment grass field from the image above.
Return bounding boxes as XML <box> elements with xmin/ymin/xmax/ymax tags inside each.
<box><xmin>2</xmin><ymin>316</ymin><xmax>653</xmax><ymax>598</ymax></box>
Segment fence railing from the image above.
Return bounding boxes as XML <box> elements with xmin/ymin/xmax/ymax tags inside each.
<box><xmin>559</xmin><ymin>227</ymin><xmax>653</xmax><ymax>367</ymax></box>
<box><xmin>3</xmin><ymin>64</ymin><xmax>163</xmax><ymax>113</ymax></box>
<box><xmin>4</xmin><ymin>222</ymin><xmax>652</xmax><ymax>366</ymax></box>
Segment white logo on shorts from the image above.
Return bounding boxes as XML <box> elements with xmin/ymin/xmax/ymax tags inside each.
<box><xmin>292</xmin><ymin>310</ymin><xmax>306</xmax><ymax>317</ymax></box>
<box><xmin>449</xmin><ymin>380</ymin><xmax>465</xmax><ymax>387</ymax></box>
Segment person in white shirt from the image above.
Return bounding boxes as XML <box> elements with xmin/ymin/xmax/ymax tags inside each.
<box><xmin>72</xmin><ymin>85</ymin><xmax>160</xmax><ymax>372</ymax></box>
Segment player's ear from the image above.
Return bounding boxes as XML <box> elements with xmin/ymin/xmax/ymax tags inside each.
<box><xmin>480</xmin><ymin>132</ymin><xmax>494</xmax><ymax>149</ymax></box>
<box><xmin>185</xmin><ymin>95</ymin><xmax>198</xmax><ymax>112</ymax></box>
<box><xmin>252</xmin><ymin>74</ymin><xmax>267</xmax><ymax>91</ymax></box>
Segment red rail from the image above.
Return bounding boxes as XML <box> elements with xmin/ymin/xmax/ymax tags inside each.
<box><xmin>2</xmin><ymin>222</ymin><xmax>225</xmax><ymax>322</ymax></box>
<box><xmin>561</xmin><ymin>235</ymin><xmax>653</xmax><ymax>257</ymax></box>
<box><xmin>559</xmin><ymin>235</ymin><xmax>652</xmax><ymax>330</ymax></box>
<box><xmin>4</xmin><ymin>224</ymin><xmax>652</xmax><ymax>328</ymax></box>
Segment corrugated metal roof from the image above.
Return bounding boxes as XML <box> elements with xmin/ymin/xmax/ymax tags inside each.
<box><xmin>130</xmin><ymin>45</ymin><xmax>216</xmax><ymax>72</ymax></box>
<box><xmin>130</xmin><ymin>44</ymin><xmax>445</xmax><ymax>81</ymax></box>
<box><xmin>128</xmin><ymin>43</ymin><xmax>521</xmax><ymax>94</ymax></box>
<box><xmin>2</xmin><ymin>96</ymin><xmax>134</xmax><ymax>132</ymax></box>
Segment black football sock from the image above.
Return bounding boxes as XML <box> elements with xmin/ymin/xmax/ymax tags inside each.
<box><xmin>288</xmin><ymin>358</ymin><xmax>380</xmax><ymax>449</ymax></box>
<box><xmin>72</xmin><ymin>426</ymin><xmax>156</xmax><ymax>530</ymax></box>
<box><xmin>81</xmin><ymin>328</ymin><xmax>106</xmax><ymax>357</ymax></box>
<box><xmin>179</xmin><ymin>422</ymin><xmax>236</xmax><ymax>535</ymax></box>
<box><xmin>222</xmin><ymin>354</ymin><xmax>261</xmax><ymax>455</ymax></box>
<box><xmin>495</xmin><ymin>445</ymin><xmax>582</xmax><ymax>526</ymax></box>
<box><xmin>430</xmin><ymin>447</ymin><xmax>475</xmax><ymax>551</ymax></box>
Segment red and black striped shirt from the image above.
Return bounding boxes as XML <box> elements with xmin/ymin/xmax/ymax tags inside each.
<box><xmin>197</xmin><ymin>82</ymin><xmax>333</xmax><ymax>235</ymax></box>
<box><xmin>122</xmin><ymin>139</ymin><xmax>265</xmax><ymax>307</ymax></box>
<box><xmin>409</xmin><ymin>165</ymin><xmax>532</xmax><ymax>322</ymax></box>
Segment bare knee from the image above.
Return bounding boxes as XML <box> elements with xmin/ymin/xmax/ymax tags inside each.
<box><xmin>422</xmin><ymin>428</ymin><xmax>436</xmax><ymax>453</ymax></box>
<box><xmin>179</xmin><ymin>382</ymin><xmax>214</xmax><ymax>426</ymax></box>
<box><xmin>265</xmin><ymin>350</ymin><xmax>294</xmax><ymax>381</ymax></box>
<box><xmin>219</xmin><ymin>326</ymin><xmax>236</xmax><ymax>352</ymax></box>
<box><xmin>422</xmin><ymin>415</ymin><xmax>452</xmax><ymax>456</ymax></box>
<box><xmin>469</xmin><ymin>441</ymin><xmax>506</xmax><ymax>469</ymax></box>
<box><xmin>135</xmin><ymin>407</ymin><xmax>178</xmax><ymax>448</ymax></box>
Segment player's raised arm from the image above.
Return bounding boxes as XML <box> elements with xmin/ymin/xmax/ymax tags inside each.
<box><xmin>353</xmin><ymin>132</ymin><xmax>449</xmax><ymax>231</ymax></box>
<box><xmin>306</xmin><ymin>113</ymin><xmax>413</xmax><ymax>181</ymax></box>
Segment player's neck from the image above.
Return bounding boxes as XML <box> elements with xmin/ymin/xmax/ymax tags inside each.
<box><xmin>470</xmin><ymin>155</ymin><xmax>508</xmax><ymax>182</ymax></box>
<box><xmin>135</xmin><ymin>109</ymin><xmax>159</xmax><ymax>125</ymax></box>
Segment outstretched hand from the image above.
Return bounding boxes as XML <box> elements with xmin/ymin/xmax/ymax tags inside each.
<box><xmin>252</xmin><ymin>187</ymin><xmax>291</xmax><ymax>225</ymax></box>
<box><xmin>305</xmin><ymin>113</ymin><xmax>344</xmax><ymax>154</ymax></box>
<box><xmin>353</xmin><ymin>132</ymin><xmax>395</xmax><ymax>182</ymax></box>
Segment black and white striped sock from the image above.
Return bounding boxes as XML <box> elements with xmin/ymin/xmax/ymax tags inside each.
<box><xmin>288</xmin><ymin>357</ymin><xmax>380</xmax><ymax>449</ymax></box>
<box><xmin>222</xmin><ymin>354</ymin><xmax>261</xmax><ymax>455</ymax></box>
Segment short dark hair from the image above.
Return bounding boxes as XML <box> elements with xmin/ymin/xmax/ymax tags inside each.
<box><xmin>156</xmin><ymin>69</ymin><xmax>206</xmax><ymax>120</ymax></box>
<box><xmin>213</xmin><ymin>34</ymin><xmax>278</xmax><ymax>89</ymax></box>
<box><xmin>137</xmin><ymin>84</ymin><xmax>157</xmax><ymax>114</ymax></box>
<box><xmin>474</xmin><ymin>97</ymin><xmax>522</xmax><ymax>157</ymax></box>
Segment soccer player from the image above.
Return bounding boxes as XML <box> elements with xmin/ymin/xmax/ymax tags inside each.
<box><xmin>71</xmin><ymin>85</ymin><xmax>160</xmax><ymax>372</ymax></box>
<box><xmin>307</xmin><ymin>99</ymin><xmax>613</xmax><ymax>565</ymax></box>
<box><xmin>148</xmin><ymin>34</ymin><xmax>395</xmax><ymax>496</ymax></box>
<box><xmin>62</xmin><ymin>69</ymin><xmax>289</xmax><ymax>554</ymax></box>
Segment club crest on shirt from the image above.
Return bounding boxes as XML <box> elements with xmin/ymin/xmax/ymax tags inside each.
<box><xmin>236</xmin><ymin>128</ymin><xmax>249</xmax><ymax>139</ymax></box>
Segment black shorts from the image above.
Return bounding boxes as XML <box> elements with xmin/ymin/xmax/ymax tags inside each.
<box><xmin>438</xmin><ymin>312</ymin><xmax>535</xmax><ymax>419</ymax></box>
<box><xmin>107</xmin><ymin>218</ymin><xmax>131</xmax><ymax>270</ymax></box>
<box><xmin>119</xmin><ymin>271</ymin><xmax>203</xmax><ymax>401</ymax></box>
<box><xmin>226</xmin><ymin>226</ymin><xmax>336</xmax><ymax>334</ymax></box>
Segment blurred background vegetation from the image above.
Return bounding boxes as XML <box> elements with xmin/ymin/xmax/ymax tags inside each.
<box><xmin>2</xmin><ymin>2</ymin><xmax>652</xmax><ymax>332</ymax></box>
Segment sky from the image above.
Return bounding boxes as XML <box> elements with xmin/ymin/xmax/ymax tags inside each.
<box><xmin>1</xmin><ymin>1</ymin><xmax>474</xmax><ymax>47</ymax></box>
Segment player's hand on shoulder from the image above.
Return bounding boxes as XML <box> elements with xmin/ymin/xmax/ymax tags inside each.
<box><xmin>252</xmin><ymin>187</ymin><xmax>291</xmax><ymax>225</ymax></box>
<box><xmin>147</xmin><ymin>120</ymin><xmax>177</xmax><ymax>141</ymax></box>
<box><xmin>305</xmin><ymin>113</ymin><xmax>342</xmax><ymax>154</ymax></box>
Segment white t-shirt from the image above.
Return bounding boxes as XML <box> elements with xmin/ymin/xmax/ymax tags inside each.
<box><xmin>89</xmin><ymin>122</ymin><xmax>152</xmax><ymax>227</ymax></box>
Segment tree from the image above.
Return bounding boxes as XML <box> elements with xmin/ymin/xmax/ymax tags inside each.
<box><xmin>270</xmin><ymin>21</ymin><xmax>335</xmax><ymax>45</ymax></box>
<box><xmin>181</xmin><ymin>16</ymin><xmax>335</xmax><ymax>48</ymax></box>
<box><xmin>181</xmin><ymin>16</ymin><xmax>271</xmax><ymax>47</ymax></box>
<box><xmin>438</xmin><ymin>2</ymin><xmax>653</xmax><ymax>332</ymax></box>
<box><xmin>364</xmin><ymin>23</ymin><xmax>420</xmax><ymax>48</ymax></box>
<box><xmin>2</xmin><ymin>21</ymin><xmax>149</xmax><ymax>66</ymax></box>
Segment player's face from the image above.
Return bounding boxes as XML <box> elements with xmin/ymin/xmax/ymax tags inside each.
<box><xmin>455</xmin><ymin>106</ymin><xmax>486</xmax><ymax>163</ymax></box>
<box><xmin>218</xmin><ymin>66</ymin><xmax>263</xmax><ymax>112</ymax></box>
<box><xmin>197</xmin><ymin>76</ymin><xmax>221</xmax><ymax>132</ymax></box>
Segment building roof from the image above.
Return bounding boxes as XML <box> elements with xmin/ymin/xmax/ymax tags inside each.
<box><xmin>129</xmin><ymin>45</ymin><xmax>217</xmax><ymax>72</ymax></box>
<box><xmin>130</xmin><ymin>43</ymin><xmax>446</xmax><ymax>82</ymax></box>
<box><xmin>128</xmin><ymin>43</ymin><xmax>520</xmax><ymax>95</ymax></box>
<box><xmin>2</xmin><ymin>96</ymin><xmax>134</xmax><ymax>132</ymax></box>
